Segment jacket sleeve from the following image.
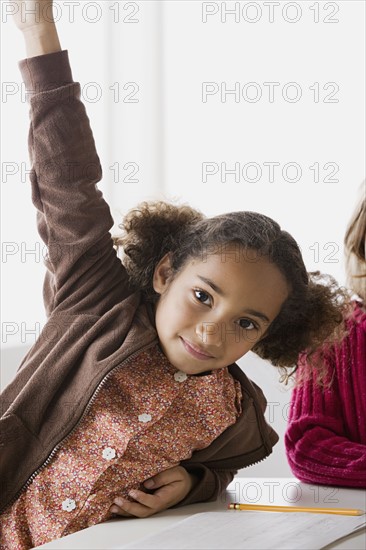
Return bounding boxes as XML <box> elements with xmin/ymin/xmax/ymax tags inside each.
<box><xmin>285</xmin><ymin>356</ymin><xmax>366</xmax><ymax>488</ymax></box>
<box><xmin>19</xmin><ymin>50</ymin><xmax>130</xmax><ymax>317</ymax></box>
<box><xmin>173</xmin><ymin>465</ymin><xmax>237</xmax><ymax>507</ymax></box>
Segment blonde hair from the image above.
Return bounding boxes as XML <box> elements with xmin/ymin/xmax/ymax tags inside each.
<box><xmin>344</xmin><ymin>181</ymin><xmax>366</xmax><ymax>301</ymax></box>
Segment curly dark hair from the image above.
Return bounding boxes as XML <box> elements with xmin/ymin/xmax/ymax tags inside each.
<box><xmin>113</xmin><ymin>200</ymin><xmax>351</xmax><ymax>382</ymax></box>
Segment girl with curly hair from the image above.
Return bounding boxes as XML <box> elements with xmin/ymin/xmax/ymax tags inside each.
<box><xmin>0</xmin><ymin>2</ymin><xmax>350</xmax><ymax>548</ymax></box>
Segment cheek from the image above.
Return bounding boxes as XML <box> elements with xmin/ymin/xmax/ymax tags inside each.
<box><xmin>232</xmin><ymin>330</ymin><xmax>260</xmax><ymax>353</ymax></box>
<box><xmin>164</xmin><ymin>295</ymin><xmax>198</xmax><ymax>333</ymax></box>
<box><xmin>156</xmin><ymin>290</ymin><xmax>191</xmax><ymax>328</ymax></box>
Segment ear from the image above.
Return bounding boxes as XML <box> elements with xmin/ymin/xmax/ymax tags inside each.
<box><xmin>153</xmin><ymin>252</ymin><xmax>173</xmax><ymax>295</ymax></box>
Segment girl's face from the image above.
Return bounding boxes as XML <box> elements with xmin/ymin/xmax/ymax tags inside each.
<box><xmin>153</xmin><ymin>247</ymin><xmax>290</xmax><ymax>375</ymax></box>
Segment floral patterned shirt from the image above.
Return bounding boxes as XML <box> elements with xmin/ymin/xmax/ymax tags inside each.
<box><xmin>1</xmin><ymin>344</ymin><xmax>242</xmax><ymax>549</ymax></box>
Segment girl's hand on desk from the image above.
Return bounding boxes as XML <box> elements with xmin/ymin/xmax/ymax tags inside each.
<box><xmin>109</xmin><ymin>466</ymin><xmax>199</xmax><ymax>518</ymax></box>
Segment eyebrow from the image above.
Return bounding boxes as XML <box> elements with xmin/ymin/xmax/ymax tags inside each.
<box><xmin>197</xmin><ymin>275</ymin><xmax>224</xmax><ymax>296</ymax></box>
<box><xmin>197</xmin><ymin>275</ymin><xmax>270</xmax><ymax>323</ymax></box>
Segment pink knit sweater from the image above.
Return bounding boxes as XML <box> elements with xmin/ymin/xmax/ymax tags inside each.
<box><xmin>285</xmin><ymin>301</ymin><xmax>366</xmax><ymax>488</ymax></box>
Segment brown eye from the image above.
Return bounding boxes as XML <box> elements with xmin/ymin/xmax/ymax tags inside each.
<box><xmin>239</xmin><ymin>318</ymin><xmax>257</xmax><ymax>331</ymax></box>
<box><xmin>194</xmin><ymin>289</ymin><xmax>211</xmax><ymax>305</ymax></box>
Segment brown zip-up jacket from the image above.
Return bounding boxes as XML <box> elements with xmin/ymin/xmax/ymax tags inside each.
<box><xmin>0</xmin><ymin>51</ymin><xmax>278</xmax><ymax>515</ymax></box>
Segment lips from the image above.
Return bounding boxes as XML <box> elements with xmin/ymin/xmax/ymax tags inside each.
<box><xmin>180</xmin><ymin>337</ymin><xmax>214</xmax><ymax>360</ymax></box>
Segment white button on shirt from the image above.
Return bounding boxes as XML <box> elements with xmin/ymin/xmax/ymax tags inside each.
<box><xmin>62</xmin><ymin>498</ymin><xmax>76</xmax><ymax>512</ymax></box>
<box><xmin>138</xmin><ymin>413</ymin><xmax>152</xmax><ymax>423</ymax></box>
<box><xmin>102</xmin><ymin>447</ymin><xmax>116</xmax><ymax>461</ymax></box>
<box><xmin>174</xmin><ymin>371</ymin><xmax>188</xmax><ymax>383</ymax></box>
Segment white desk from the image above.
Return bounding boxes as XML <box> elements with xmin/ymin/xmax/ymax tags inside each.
<box><xmin>35</xmin><ymin>478</ymin><xmax>365</xmax><ymax>550</ymax></box>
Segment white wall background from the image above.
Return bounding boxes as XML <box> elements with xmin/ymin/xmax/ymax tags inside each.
<box><xmin>1</xmin><ymin>1</ymin><xmax>365</xmax><ymax>477</ymax></box>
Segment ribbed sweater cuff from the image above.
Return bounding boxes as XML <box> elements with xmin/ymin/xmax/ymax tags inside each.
<box><xmin>18</xmin><ymin>50</ymin><xmax>73</xmax><ymax>96</ymax></box>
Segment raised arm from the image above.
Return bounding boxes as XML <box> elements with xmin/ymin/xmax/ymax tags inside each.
<box><xmin>12</xmin><ymin>1</ymin><xmax>131</xmax><ymax>317</ymax></box>
<box><xmin>13</xmin><ymin>0</ymin><xmax>61</xmax><ymax>56</ymax></box>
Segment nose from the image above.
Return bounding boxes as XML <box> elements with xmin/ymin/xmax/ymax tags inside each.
<box><xmin>195</xmin><ymin>321</ymin><xmax>223</xmax><ymax>347</ymax></box>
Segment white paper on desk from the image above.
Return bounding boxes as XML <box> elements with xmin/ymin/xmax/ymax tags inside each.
<box><xmin>115</xmin><ymin>510</ymin><xmax>366</xmax><ymax>550</ymax></box>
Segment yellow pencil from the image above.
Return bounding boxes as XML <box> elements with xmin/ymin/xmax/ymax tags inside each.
<box><xmin>228</xmin><ymin>503</ymin><xmax>365</xmax><ymax>516</ymax></box>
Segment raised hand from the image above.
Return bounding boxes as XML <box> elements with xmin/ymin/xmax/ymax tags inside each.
<box><xmin>10</xmin><ymin>0</ymin><xmax>55</xmax><ymax>32</ymax></box>
<box><xmin>9</xmin><ymin>0</ymin><xmax>61</xmax><ymax>57</ymax></box>
<box><xmin>110</xmin><ymin>466</ymin><xmax>199</xmax><ymax>518</ymax></box>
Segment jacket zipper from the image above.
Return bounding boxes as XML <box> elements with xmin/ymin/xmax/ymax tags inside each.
<box><xmin>2</xmin><ymin>340</ymin><xmax>158</xmax><ymax>514</ymax></box>
<box><xmin>213</xmin><ymin>454</ymin><xmax>269</xmax><ymax>472</ymax></box>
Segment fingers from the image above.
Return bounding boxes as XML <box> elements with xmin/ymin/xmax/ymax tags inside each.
<box><xmin>109</xmin><ymin>504</ymin><xmax>133</xmax><ymax>517</ymax></box>
<box><xmin>144</xmin><ymin>465</ymin><xmax>185</xmax><ymax>490</ymax></box>
<box><xmin>109</xmin><ymin>467</ymin><xmax>190</xmax><ymax>519</ymax></box>
<box><xmin>109</xmin><ymin>489</ymin><xmax>164</xmax><ymax>518</ymax></box>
